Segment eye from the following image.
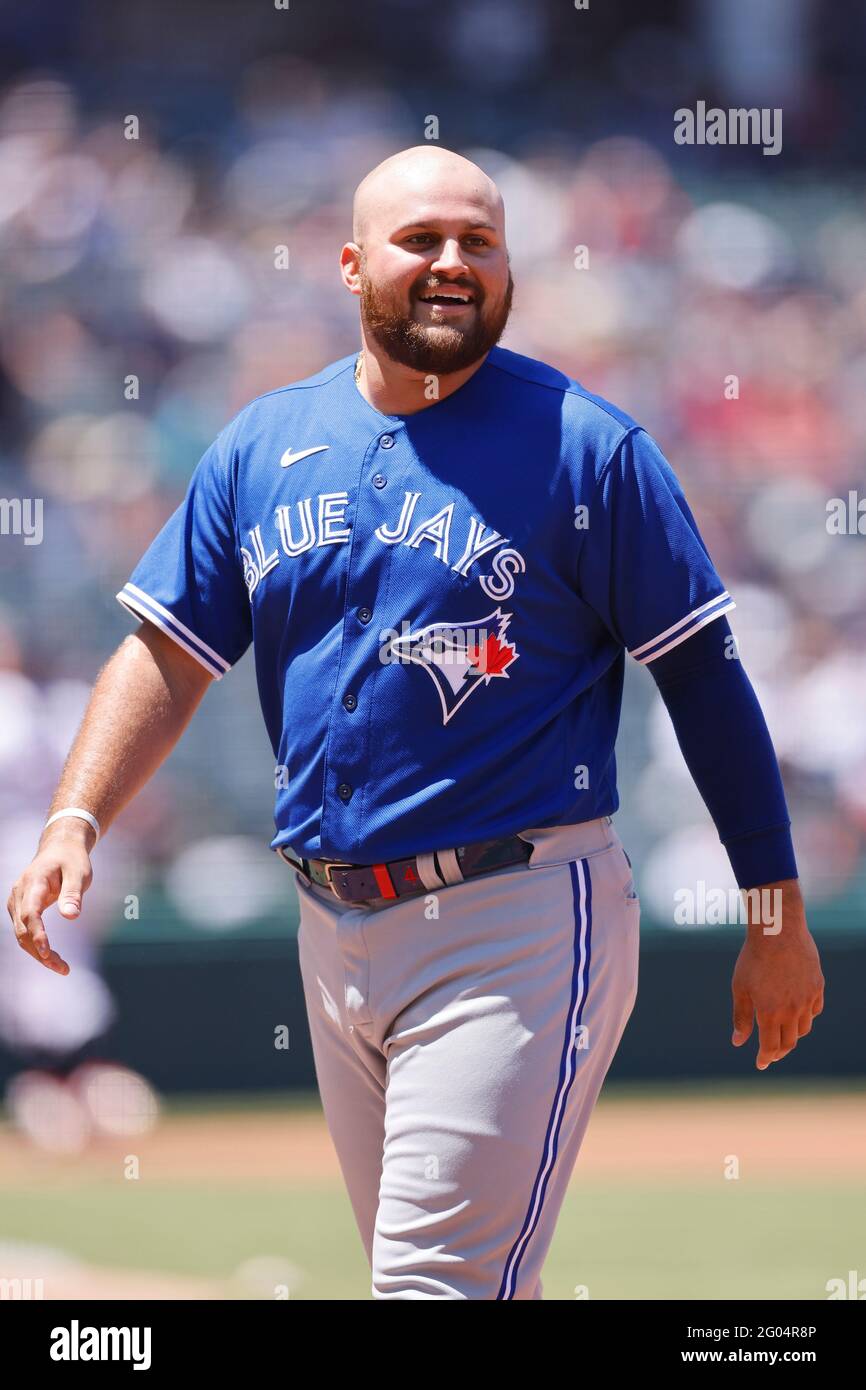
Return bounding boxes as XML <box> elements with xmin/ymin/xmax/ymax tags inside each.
<box><xmin>402</xmin><ymin>233</ymin><xmax>492</xmax><ymax>247</ymax></box>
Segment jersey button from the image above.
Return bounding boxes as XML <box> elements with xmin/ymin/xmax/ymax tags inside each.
<box><xmin>379</xmin><ymin>434</ymin><xmax>395</xmax><ymax>449</ymax></box>
<box><xmin>357</xmin><ymin>606</ymin><xmax>372</xmax><ymax>624</ymax></box>
<box><xmin>372</xmin><ymin>473</ymin><xmax>387</xmax><ymax>488</ymax></box>
<box><xmin>337</xmin><ymin>783</ymin><xmax>353</xmax><ymax>802</ymax></box>
<box><xmin>342</xmin><ymin>693</ymin><xmax>358</xmax><ymax>712</ymax></box>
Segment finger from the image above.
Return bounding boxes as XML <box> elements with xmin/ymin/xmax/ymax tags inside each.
<box><xmin>12</xmin><ymin>919</ymin><xmax>69</xmax><ymax>974</ymax></box>
<box><xmin>776</xmin><ymin>1020</ymin><xmax>799</xmax><ymax>1059</ymax></box>
<box><xmin>39</xmin><ymin>948</ymin><xmax>69</xmax><ymax>975</ymax></box>
<box><xmin>797</xmin><ymin>1010</ymin><xmax>813</xmax><ymax>1039</ymax></box>
<box><xmin>812</xmin><ymin>990</ymin><xmax>824</xmax><ymax>1018</ymax></box>
<box><xmin>731</xmin><ymin>992</ymin><xmax>754</xmax><ymax>1046</ymax></box>
<box><xmin>756</xmin><ymin>1017</ymin><xmax>782</xmax><ymax>1070</ymax></box>
<box><xmin>58</xmin><ymin>868</ymin><xmax>88</xmax><ymax>919</ymax></box>
<box><xmin>19</xmin><ymin>874</ymin><xmax>57</xmax><ymax>959</ymax></box>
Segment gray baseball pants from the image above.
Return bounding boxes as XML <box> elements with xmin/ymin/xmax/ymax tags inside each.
<box><xmin>293</xmin><ymin>815</ymin><xmax>640</xmax><ymax>1300</ymax></box>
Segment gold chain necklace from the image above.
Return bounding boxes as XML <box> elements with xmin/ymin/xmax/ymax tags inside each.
<box><xmin>354</xmin><ymin>351</ymin><xmax>363</xmax><ymax>384</ymax></box>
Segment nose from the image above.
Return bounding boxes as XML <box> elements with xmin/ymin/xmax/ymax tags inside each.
<box><xmin>430</xmin><ymin>238</ymin><xmax>469</xmax><ymax>276</ymax></box>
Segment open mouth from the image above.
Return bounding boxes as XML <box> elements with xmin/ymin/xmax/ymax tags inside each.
<box><xmin>417</xmin><ymin>288</ymin><xmax>475</xmax><ymax>306</ymax></box>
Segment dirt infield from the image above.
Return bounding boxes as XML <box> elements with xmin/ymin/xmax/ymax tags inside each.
<box><xmin>1</xmin><ymin>1085</ymin><xmax>863</xmax><ymax>1186</ymax></box>
<box><xmin>1</xmin><ymin>1086</ymin><xmax>863</xmax><ymax>1300</ymax></box>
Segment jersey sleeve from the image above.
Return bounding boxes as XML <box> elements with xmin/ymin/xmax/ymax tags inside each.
<box><xmin>115</xmin><ymin>423</ymin><xmax>252</xmax><ymax>680</ymax></box>
<box><xmin>579</xmin><ymin>427</ymin><xmax>734</xmax><ymax>663</ymax></box>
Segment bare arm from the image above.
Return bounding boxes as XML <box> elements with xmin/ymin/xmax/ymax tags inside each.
<box><xmin>6</xmin><ymin>623</ymin><xmax>213</xmax><ymax>974</ymax></box>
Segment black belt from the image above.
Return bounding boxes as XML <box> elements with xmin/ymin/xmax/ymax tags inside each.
<box><xmin>278</xmin><ymin>832</ymin><xmax>533</xmax><ymax>904</ymax></box>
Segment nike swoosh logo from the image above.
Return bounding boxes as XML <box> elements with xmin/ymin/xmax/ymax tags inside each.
<box><xmin>280</xmin><ymin>445</ymin><xmax>330</xmax><ymax>468</ymax></box>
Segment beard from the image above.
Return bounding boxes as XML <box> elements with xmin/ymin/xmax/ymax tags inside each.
<box><xmin>359</xmin><ymin>260</ymin><xmax>514</xmax><ymax>374</ymax></box>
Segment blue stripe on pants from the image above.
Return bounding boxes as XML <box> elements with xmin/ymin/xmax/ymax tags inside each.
<box><xmin>497</xmin><ymin>856</ymin><xmax>593</xmax><ymax>1300</ymax></box>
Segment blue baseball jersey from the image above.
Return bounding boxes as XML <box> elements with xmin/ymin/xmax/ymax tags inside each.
<box><xmin>117</xmin><ymin>346</ymin><xmax>734</xmax><ymax>863</ymax></box>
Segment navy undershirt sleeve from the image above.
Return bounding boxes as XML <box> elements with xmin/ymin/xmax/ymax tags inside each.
<box><xmin>646</xmin><ymin>618</ymin><xmax>798</xmax><ymax>889</ymax></box>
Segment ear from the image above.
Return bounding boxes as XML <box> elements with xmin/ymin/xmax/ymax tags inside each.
<box><xmin>340</xmin><ymin>242</ymin><xmax>363</xmax><ymax>296</ymax></box>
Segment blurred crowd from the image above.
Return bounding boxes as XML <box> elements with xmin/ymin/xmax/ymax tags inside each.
<box><xmin>1</xmin><ymin>0</ymin><xmax>865</xmax><ymax>956</ymax></box>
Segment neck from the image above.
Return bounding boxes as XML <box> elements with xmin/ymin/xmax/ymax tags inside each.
<box><xmin>355</xmin><ymin>336</ymin><xmax>489</xmax><ymax>416</ymax></box>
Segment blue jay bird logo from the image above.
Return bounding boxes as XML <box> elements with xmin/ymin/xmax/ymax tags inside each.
<box><xmin>384</xmin><ymin>608</ymin><xmax>519</xmax><ymax>725</ymax></box>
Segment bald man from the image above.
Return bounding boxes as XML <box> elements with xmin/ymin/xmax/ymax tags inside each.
<box><xmin>8</xmin><ymin>146</ymin><xmax>823</xmax><ymax>1300</ymax></box>
<box><xmin>345</xmin><ymin>146</ymin><xmax>513</xmax><ymax>407</ymax></box>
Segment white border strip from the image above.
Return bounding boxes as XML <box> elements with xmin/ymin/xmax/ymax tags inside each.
<box><xmin>122</xmin><ymin>584</ymin><xmax>231</xmax><ymax>670</ymax></box>
<box><xmin>116</xmin><ymin>586</ymin><xmax>228</xmax><ymax>680</ymax></box>
<box><xmin>636</xmin><ymin>600</ymin><xmax>736</xmax><ymax>664</ymax></box>
<box><xmin>630</xmin><ymin>593</ymin><xmax>735</xmax><ymax>665</ymax></box>
<box><xmin>630</xmin><ymin>592</ymin><xmax>731</xmax><ymax>658</ymax></box>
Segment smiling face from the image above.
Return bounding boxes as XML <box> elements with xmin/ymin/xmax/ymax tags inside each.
<box><xmin>345</xmin><ymin>148</ymin><xmax>514</xmax><ymax>374</ymax></box>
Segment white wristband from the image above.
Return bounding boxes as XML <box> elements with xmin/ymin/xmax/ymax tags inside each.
<box><xmin>44</xmin><ymin>808</ymin><xmax>101</xmax><ymax>841</ymax></box>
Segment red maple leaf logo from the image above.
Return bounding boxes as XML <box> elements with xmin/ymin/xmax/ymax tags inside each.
<box><xmin>467</xmin><ymin>631</ymin><xmax>517</xmax><ymax>677</ymax></box>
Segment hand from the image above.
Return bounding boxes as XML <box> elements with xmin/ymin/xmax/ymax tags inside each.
<box><xmin>6</xmin><ymin>823</ymin><xmax>95</xmax><ymax>975</ymax></box>
<box><xmin>731</xmin><ymin>879</ymin><xmax>824</xmax><ymax>1070</ymax></box>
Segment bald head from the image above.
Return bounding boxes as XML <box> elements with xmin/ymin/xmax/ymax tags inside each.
<box><xmin>352</xmin><ymin>145</ymin><xmax>504</xmax><ymax>246</ymax></box>
<box><xmin>342</xmin><ymin>144</ymin><xmax>513</xmax><ymax>377</ymax></box>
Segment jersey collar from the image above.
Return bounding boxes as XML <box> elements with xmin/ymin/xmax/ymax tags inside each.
<box><xmin>347</xmin><ymin>347</ymin><xmax>497</xmax><ymax>430</ymax></box>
